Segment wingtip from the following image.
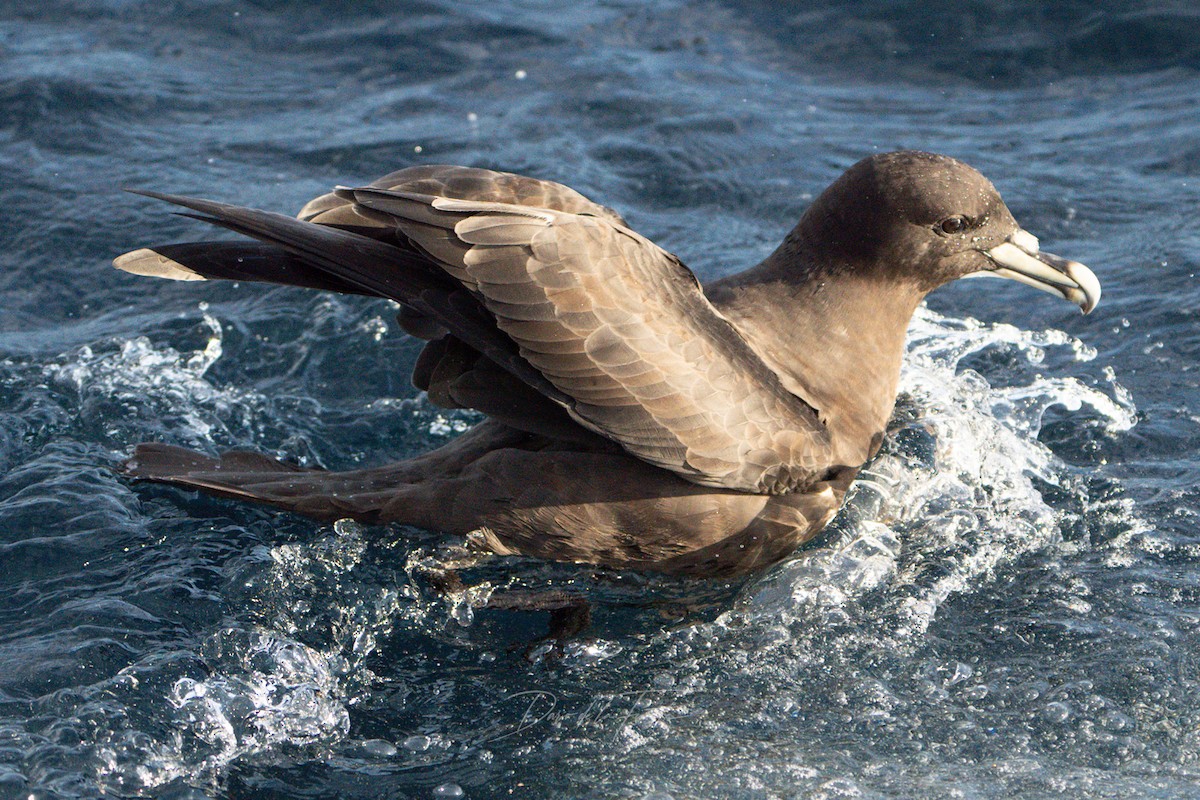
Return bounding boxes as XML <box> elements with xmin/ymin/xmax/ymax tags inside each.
<box><xmin>123</xmin><ymin>188</ymin><xmax>187</xmax><ymax>203</ymax></box>
<box><xmin>113</xmin><ymin>248</ymin><xmax>208</xmax><ymax>281</ymax></box>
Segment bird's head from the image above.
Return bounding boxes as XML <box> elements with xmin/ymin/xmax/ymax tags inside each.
<box><xmin>796</xmin><ymin>150</ymin><xmax>1100</xmax><ymax>313</ymax></box>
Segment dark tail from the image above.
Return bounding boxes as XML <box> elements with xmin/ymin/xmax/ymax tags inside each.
<box><xmin>122</xmin><ymin>443</ymin><xmax>395</xmax><ymax>520</ymax></box>
<box><xmin>119</xmin><ymin>421</ymin><xmax>536</xmax><ymax>524</ymax></box>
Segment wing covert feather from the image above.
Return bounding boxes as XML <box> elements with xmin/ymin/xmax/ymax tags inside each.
<box><xmin>346</xmin><ymin>185</ymin><xmax>832</xmax><ymax>494</ymax></box>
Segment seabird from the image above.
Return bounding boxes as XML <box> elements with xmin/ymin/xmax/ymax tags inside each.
<box><xmin>115</xmin><ymin>151</ymin><xmax>1100</xmax><ymax>577</ymax></box>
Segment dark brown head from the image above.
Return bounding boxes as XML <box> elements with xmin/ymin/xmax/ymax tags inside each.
<box><xmin>785</xmin><ymin>151</ymin><xmax>1099</xmax><ymax>312</ymax></box>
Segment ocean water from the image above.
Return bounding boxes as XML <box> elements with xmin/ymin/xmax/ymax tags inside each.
<box><xmin>1</xmin><ymin>1</ymin><xmax>1199</xmax><ymax>797</ymax></box>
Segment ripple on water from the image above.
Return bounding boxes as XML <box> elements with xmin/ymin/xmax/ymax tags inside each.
<box><xmin>13</xmin><ymin>302</ymin><xmax>1138</xmax><ymax>796</ymax></box>
<box><xmin>0</xmin><ymin>240</ymin><xmax>1152</xmax><ymax>798</ymax></box>
<box><xmin>4</xmin><ymin>0</ymin><xmax>1198</xmax><ymax>795</ymax></box>
<box><xmin>536</xmin><ymin>306</ymin><xmax>1149</xmax><ymax>796</ymax></box>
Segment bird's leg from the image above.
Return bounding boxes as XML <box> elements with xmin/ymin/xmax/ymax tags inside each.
<box><xmin>487</xmin><ymin>590</ymin><xmax>593</xmax><ymax>660</ymax></box>
<box><xmin>414</xmin><ymin>560</ymin><xmax>593</xmax><ymax>658</ymax></box>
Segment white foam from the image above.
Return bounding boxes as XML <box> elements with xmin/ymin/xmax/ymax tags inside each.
<box><xmin>733</xmin><ymin>306</ymin><xmax>1139</xmax><ymax>639</ymax></box>
<box><xmin>87</xmin><ymin>521</ymin><xmax>408</xmax><ymax>792</ymax></box>
<box><xmin>66</xmin><ymin>304</ymin><xmax>1144</xmax><ymax>792</ymax></box>
<box><xmin>43</xmin><ymin>309</ymin><xmax>261</xmax><ymax>446</ymax></box>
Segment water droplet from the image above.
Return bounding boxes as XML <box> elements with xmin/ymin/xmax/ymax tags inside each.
<box><xmin>963</xmin><ymin>684</ymin><xmax>989</xmax><ymax>701</ymax></box>
<box><xmin>944</xmin><ymin>662</ymin><xmax>973</xmax><ymax>687</ymax></box>
<box><xmin>433</xmin><ymin>783</ymin><xmax>464</xmax><ymax>798</ymax></box>
<box><xmin>514</xmin><ymin>69</ymin><xmax>527</xmax><ymax>80</ymax></box>
<box><xmin>403</xmin><ymin>734</ymin><xmax>431</xmax><ymax>751</ymax></box>
<box><xmin>1043</xmin><ymin>701</ymin><xmax>1071</xmax><ymax>724</ymax></box>
<box><xmin>358</xmin><ymin>738</ymin><xmax>397</xmax><ymax>757</ymax></box>
<box><xmin>1099</xmin><ymin>709</ymin><xmax>1136</xmax><ymax>733</ymax></box>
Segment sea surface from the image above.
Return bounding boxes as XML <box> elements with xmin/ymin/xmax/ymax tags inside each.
<box><xmin>2</xmin><ymin>1</ymin><xmax>1199</xmax><ymax>797</ymax></box>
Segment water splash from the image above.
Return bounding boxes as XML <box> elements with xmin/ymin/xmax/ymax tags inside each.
<box><xmin>735</xmin><ymin>306</ymin><xmax>1139</xmax><ymax>639</ymax></box>
<box><xmin>74</xmin><ymin>520</ymin><xmax>412</xmax><ymax>793</ymax></box>
<box><xmin>42</xmin><ymin>308</ymin><xmax>261</xmax><ymax>448</ymax></box>
<box><xmin>16</xmin><ymin>301</ymin><xmax>1145</xmax><ymax>797</ymax></box>
<box><xmin>162</xmin><ymin>629</ymin><xmax>351</xmax><ymax>769</ymax></box>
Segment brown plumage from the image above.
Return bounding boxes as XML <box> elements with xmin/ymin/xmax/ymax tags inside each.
<box><xmin>115</xmin><ymin>152</ymin><xmax>1100</xmax><ymax>577</ymax></box>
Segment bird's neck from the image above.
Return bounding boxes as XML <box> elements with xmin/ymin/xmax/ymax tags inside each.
<box><xmin>707</xmin><ymin>255</ymin><xmax>925</xmax><ymax>466</ymax></box>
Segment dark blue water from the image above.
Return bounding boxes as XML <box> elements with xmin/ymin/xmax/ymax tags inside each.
<box><xmin>2</xmin><ymin>1</ymin><xmax>1199</xmax><ymax>797</ymax></box>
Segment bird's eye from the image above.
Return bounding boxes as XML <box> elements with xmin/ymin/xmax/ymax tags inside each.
<box><xmin>938</xmin><ymin>216</ymin><xmax>967</xmax><ymax>235</ymax></box>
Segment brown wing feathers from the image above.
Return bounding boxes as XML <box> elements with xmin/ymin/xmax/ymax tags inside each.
<box><xmin>346</xmin><ymin>188</ymin><xmax>831</xmax><ymax>492</ymax></box>
<box><xmin>119</xmin><ymin>166</ymin><xmax>832</xmax><ymax>494</ymax></box>
<box><xmin>122</xmin><ymin>189</ymin><xmax>566</xmax><ymax>407</ymax></box>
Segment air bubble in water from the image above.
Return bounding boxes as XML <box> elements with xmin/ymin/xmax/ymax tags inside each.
<box><xmin>403</xmin><ymin>734</ymin><xmax>432</xmax><ymax>752</ymax></box>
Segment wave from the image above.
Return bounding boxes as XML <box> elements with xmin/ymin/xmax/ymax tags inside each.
<box><xmin>9</xmin><ymin>299</ymin><xmax>1143</xmax><ymax>795</ymax></box>
<box><xmin>736</xmin><ymin>305</ymin><xmax>1137</xmax><ymax>636</ymax></box>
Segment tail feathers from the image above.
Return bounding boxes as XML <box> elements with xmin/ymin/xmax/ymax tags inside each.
<box><xmin>122</xmin><ymin>443</ymin><xmax>397</xmax><ymax>521</ymax></box>
<box><xmin>115</xmin><ymin>242</ymin><xmax>376</xmax><ymax>295</ymax></box>
<box><xmin>123</xmin><ymin>442</ymin><xmax>304</xmax><ymax>477</ymax></box>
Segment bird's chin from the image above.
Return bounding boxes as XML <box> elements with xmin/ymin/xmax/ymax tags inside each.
<box><xmin>964</xmin><ymin>229</ymin><xmax>1101</xmax><ymax>314</ymax></box>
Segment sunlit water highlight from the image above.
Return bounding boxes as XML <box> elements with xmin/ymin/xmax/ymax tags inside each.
<box><xmin>3</xmin><ymin>2</ymin><xmax>1199</xmax><ymax>798</ymax></box>
<box><xmin>5</xmin><ymin>302</ymin><xmax>1146</xmax><ymax>798</ymax></box>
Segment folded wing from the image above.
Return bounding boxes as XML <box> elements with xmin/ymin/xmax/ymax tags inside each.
<box><xmin>344</xmin><ymin>187</ymin><xmax>831</xmax><ymax>493</ymax></box>
<box><xmin>117</xmin><ymin>166</ymin><xmax>833</xmax><ymax>494</ymax></box>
